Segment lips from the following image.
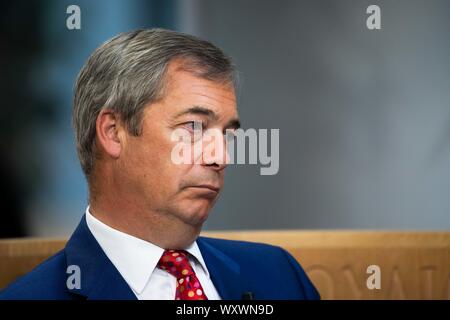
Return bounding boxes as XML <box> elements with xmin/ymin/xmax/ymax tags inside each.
<box><xmin>192</xmin><ymin>184</ymin><xmax>220</xmax><ymax>193</ymax></box>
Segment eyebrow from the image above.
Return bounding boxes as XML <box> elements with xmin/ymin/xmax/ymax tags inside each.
<box><xmin>174</xmin><ymin>106</ymin><xmax>241</xmax><ymax>129</ymax></box>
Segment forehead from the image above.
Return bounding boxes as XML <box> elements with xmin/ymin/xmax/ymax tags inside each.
<box><xmin>161</xmin><ymin>60</ymin><xmax>238</xmax><ymax>118</ymax></box>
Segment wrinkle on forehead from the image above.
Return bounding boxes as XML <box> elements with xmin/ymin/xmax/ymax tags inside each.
<box><xmin>186</xmin><ymin>83</ymin><xmax>236</xmax><ymax>104</ymax></box>
<box><xmin>163</xmin><ymin>59</ymin><xmax>236</xmax><ymax>104</ymax></box>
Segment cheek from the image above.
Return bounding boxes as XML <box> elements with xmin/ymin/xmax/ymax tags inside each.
<box><xmin>127</xmin><ymin>133</ymin><xmax>192</xmax><ymax>190</ymax></box>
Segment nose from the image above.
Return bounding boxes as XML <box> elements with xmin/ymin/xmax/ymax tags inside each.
<box><xmin>201</xmin><ymin>129</ymin><xmax>230</xmax><ymax>171</ymax></box>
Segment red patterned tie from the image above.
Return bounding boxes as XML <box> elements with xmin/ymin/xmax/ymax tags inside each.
<box><xmin>157</xmin><ymin>249</ymin><xmax>208</xmax><ymax>300</ymax></box>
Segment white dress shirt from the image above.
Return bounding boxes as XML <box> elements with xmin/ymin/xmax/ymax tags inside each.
<box><xmin>85</xmin><ymin>207</ymin><xmax>221</xmax><ymax>300</ymax></box>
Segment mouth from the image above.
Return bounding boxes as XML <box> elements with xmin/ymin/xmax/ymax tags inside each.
<box><xmin>190</xmin><ymin>184</ymin><xmax>220</xmax><ymax>193</ymax></box>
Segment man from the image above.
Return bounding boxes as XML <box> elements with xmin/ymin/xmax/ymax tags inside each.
<box><xmin>0</xmin><ymin>29</ymin><xmax>319</xmax><ymax>300</ymax></box>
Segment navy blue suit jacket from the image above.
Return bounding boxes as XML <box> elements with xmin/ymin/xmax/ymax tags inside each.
<box><xmin>0</xmin><ymin>215</ymin><xmax>320</xmax><ymax>300</ymax></box>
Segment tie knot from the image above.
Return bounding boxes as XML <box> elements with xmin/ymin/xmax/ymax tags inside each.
<box><xmin>157</xmin><ymin>250</ymin><xmax>194</xmax><ymax>278</ymax></box>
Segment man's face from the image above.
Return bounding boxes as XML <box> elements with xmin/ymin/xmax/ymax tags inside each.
<box><xmin>117</xmin><ymin>61</ymin><xmax>239</xmax><ymax>227</ymax></box>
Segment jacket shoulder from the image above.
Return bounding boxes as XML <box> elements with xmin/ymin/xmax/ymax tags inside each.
<box><xmin>198</xmin><ymin>236</ymin><xmax>320</xmax><ymax>300</ymax></box>
<box><xmin>0</xmin><ymin>250</ymin><xmax>76</xmax><ymax>300</ymax></box>
<box><xmin>199</xmin><ymin>236</ymin><xmax>286</xmax><ymax>256</ymax></box>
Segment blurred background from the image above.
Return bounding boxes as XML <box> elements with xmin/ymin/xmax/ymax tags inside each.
<box><xmin>1</xmin><ymin>0</ymin><xmax>449</xmax><ymax>237</ymax></box>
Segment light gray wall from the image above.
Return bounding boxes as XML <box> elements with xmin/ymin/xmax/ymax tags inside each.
<box><xmin>188</xmin><ymin>0</ymin><xmax>450</xmax><ymax>230</ymax></box>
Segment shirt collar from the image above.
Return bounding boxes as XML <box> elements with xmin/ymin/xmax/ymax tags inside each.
<box><xmin>85</xmin><ymin>206</ymin><xmax>210</xmax><ymax>294</ymax></box>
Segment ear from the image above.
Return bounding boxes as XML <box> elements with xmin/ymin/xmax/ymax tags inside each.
<box><xmin>95</xmin><ymin>109</ymin><xmax>125</xmax><ymax>159</ymax></box>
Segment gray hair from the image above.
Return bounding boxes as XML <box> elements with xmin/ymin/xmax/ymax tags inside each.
<box><xmin>72</xmin><ymin>28</ymin><xmax>238</xmax><ymax>179</ymax></box>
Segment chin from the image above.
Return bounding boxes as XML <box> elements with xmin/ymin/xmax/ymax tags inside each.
<box><xmin>178</xmin><ymin>200</ymin><xmax>213</xmax><ymax>226</ymax></box>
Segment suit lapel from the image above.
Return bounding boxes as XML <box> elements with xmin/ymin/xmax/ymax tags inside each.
<box><xmin>197</xmin><ymin>237</ymin><xmax>246</xmax><ymax>300</ymax></box>
<box><xmin>64</xmin><ymin>215</ymin><xmax>137</xmax><ymax>300</ymax></box>
<box><xmin>65</xmin><ymin>216</ymin><xmax>246</xmax><ymax>300</ymax></box>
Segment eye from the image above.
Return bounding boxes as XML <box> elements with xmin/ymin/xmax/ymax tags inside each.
<box><xmin>180</xmin><ymin>121</ymin><xmax>204</xmax><ymax>142</ymax></box>
<box><xmin>183</xmin><ymin>120</ymin><xmax>203</xmax><ymax>132</ymax></box>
